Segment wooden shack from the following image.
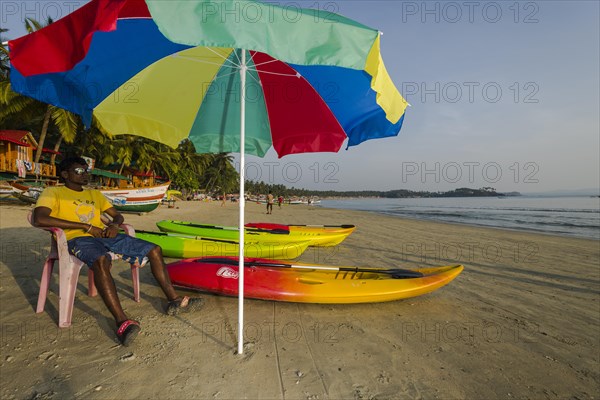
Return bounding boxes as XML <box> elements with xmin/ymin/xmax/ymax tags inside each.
<box><xmin>120</xmin><ymin>167</ymin><xmax>161</xmax><ymax>188</ymax></box>
<box><xmin>0</xmin><ymin>130</ymin><xmax>57</xmax><ymax>179</ymax></box>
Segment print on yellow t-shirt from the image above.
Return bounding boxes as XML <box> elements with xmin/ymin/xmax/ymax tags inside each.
<box><xmin>35</xmin><ymin>186</ymin><xmax>113</xmax><ymax>241</ymax></box>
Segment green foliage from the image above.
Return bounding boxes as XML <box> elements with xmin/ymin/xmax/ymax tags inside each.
<box><xmin>171</xmin><ymin>168</ymin><xmax>200</xmax><ymax>191</ymax></box>
<box><xmin>0</xmin><ymin>18</ymin><xmax>80</xmax><ymax>158</ymax></box>
<box><xmin>0</xmin><ymin>28</ymin><xmax>9</xmax><ymax>80</ymax></box>
<box><xmin>49</xmin><ymin>106</ymin><xmax>79</xmax><ymax>143</ymax></box>
<box><xmin>24</xmin><ymin>17</ymin><xmax>48</xmax><ymax>33</ymax></box>
<box><xmin>64</xmin><ymin>136</ymin><xmax>239</xmax><ymax>194</ymax></box>
<box><xmin>200</xmin><ymin>153</ymin><xmax>238</xmax><ymax>194</ymax></box>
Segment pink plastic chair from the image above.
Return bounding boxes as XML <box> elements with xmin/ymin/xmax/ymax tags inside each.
<box><xmin>28</xmin><ymin>212</ymin><xmax>141</xmax><ymax>328</ymax></box>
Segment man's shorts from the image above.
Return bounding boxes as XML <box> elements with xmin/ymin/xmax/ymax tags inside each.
<box><xmin>67</xmin><ymin>234</ymin><xmax>156</xmax><ymax>267</ymax></box>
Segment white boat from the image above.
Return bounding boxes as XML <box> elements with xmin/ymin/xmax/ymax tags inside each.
<box><xmin>289</xmin><ymin>197</ymin><xmax>321</xmax><ymax>205</ymax></box>
<box><xmin>0</xmin><ymin>184</ymin><xmax>17</xmax><ymax>201</ymax></box>
<box><xmin>99</xmin><ymin>182</ymin><xmax>170</xmax><ymax>213</ymax></box>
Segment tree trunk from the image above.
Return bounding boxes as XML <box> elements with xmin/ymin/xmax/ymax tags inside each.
<box><xmin>34</xmin><ymin>106</ymin><xmax>51</xmax><ymax>163</ymax></box>
<box><xmin>119</xmin><ymin>160</ymin><xmax>125</xmax><ymax>175</ymax></box>
<box><xmin>49</xmin><ymin>136</ymin><xmax>63</xmax><ymax>165</ymax></box>
<box><xmin>205</xmin><ymin>177</ymin><xmax>215</xmax><ymax>194</ymax></box>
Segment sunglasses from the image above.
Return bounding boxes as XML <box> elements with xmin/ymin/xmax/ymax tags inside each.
<box><xmin>72</xmin><ymin>167</ymin><xmax>89</xmax><ymax>175</ymax></box>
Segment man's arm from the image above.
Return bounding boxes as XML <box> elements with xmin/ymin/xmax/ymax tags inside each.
<box><xmin>33</xmin><ymin>206</ymin><xmax>90</xmax><ymax>231</ymax></box>
<box><xmin>33</xmin><ymin>206</ymin><xmax>106</xmax><ymax>238</ymax></box>
<box><xmin>103</xmin><ymin>207</ymin><xmax>125</xmax><ymax>227</ymax></box>
<box><xmin>101</xmin><ymin>207</ymin><xmax>125</xmax><ymax>238</ymax></box>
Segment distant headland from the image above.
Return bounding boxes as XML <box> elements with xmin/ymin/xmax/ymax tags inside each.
<box><xmin>244</xmin><ymin>182</ymin><xmax>520</xmax><ymax>199</ymax></box>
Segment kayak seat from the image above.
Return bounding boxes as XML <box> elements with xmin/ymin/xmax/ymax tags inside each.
<box><xmin>28</xmin><ymin>212</ymin><xmax>141</xmax><ymax>328</ymax></box>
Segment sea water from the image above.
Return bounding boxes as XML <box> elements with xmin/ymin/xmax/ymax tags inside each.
<box><xmin>319</xmin><ymin>196</ymin><xmax>600</xmax><ymax>240</ymax></box>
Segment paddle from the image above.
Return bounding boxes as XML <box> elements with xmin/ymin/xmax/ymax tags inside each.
<box><xmin>289</xmin><ymin>224</ymin><xmax>355</xmax><ymax>229</ymax></box>
<box><xmin>197</xmin><ymin>257</ymin><xmax>424</xmax><ymax>279</ymax></box>
<box><xmin>246</xmin><ymin>223</ymin><xmax>355</xmax><ymax>230</ymax></box>
<box><xmin>137</xmin><ymin>230</ymin><xmax>241</xmax><ymax>244</ymax></box>
<box><xmin>170</xmin><ymin>221</ymin><xmax>289</xmax><ymax>235</ymax></box>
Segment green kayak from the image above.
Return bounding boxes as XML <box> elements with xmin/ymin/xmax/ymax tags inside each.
<box><xmin>136</xmin><ymin>230</ymin><xmax>310</xmax><ymax>260</ymax></box>
<box><xmin>156</xmin><ymin>220</ymin><xmax>352</xmax><ymax>246</ymax></box>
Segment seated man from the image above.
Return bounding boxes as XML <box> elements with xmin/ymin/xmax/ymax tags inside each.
<box><xmin>33</xmin><ymin>156</ymin><xmax>202</xmax><ymax>346</ymax></box>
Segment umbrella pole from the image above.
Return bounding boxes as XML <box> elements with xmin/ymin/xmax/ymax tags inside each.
<box><xmin>237</xmin><ymin>49</ymin><xmax>247</xmax><ymax>355</ymax></box>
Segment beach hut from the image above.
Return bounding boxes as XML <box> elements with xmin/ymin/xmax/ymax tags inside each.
<box><xmin>0</xmin><ymin>130</ymin><xmax>58</xmax><ymax>179</ymax></box>
<box><xmin>130</xmin><ymin>170</ymin><xmax>157</xmax><ymax>187</ymax></box>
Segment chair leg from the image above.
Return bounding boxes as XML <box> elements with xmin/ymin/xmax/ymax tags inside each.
<box><xmin>88</xmin><ymin>269</ymin><xmax>98</xmax><ymax>297</ymax></box>
<box><xmin>131</xmin><ymin>265</ymin><xmax>140</xmax><ymax>302</ymax></box>
<box><xmin>58</xmin><ymin>258</ymin><xmax>85</xmax><ymax>328</ymax></box>
<box><xmin>36</xmin><ymin>258</ymin><xmax>55</xmax><ymax>313</ymax></box>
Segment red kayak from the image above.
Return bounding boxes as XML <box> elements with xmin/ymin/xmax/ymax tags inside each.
<box><xmin>167</xmin><ymin>256</ymin><xmax>463</xmax><ymax>304</ymax></box>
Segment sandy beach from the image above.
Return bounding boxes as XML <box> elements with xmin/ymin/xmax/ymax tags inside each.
<box><xmin>0</xmin><ymin>199</ymin><xmax>598</xmax><ymax>399</ymax></box>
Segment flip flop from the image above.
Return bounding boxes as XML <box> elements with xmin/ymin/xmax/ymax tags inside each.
<box><xmin>166</xmin><ymin>296</ymin><xmax>204</xmax><ymax>316</ymax></box>
<box><xmin>117</xmin><ymin>320</ymin><xmax>141</xmax><ymax>346</ymax></box>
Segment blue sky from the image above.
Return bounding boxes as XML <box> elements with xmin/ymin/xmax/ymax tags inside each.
<box><xmin>2</xmin><ymin>1</ymin><xmax>599</xmax><ymax>193</ymax></box>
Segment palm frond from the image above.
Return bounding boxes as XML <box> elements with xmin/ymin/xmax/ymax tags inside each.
<box><xmin>49</xmin><ymin>106</ymin><xmax>79</xmax><ymax>143</ymax></box>
<box><xmin>25</xmin><ymin>18</ymin><xmax>45</xmax><ymax>33</ymax></box>
<box><xmin>92</xmin><ymin>115</ymin><xmax>114</xmax><ymax>138</ymax></box>
<box><xmin>0</xmin><ymin>81</ymin><xmax>39</xmax><ymax>118</ymax></box>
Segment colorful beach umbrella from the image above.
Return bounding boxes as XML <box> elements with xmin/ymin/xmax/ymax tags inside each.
<box><xmin>8</xmin><ymin>0</ymin><xmax>408</xmax><ymax>353</ymax></box>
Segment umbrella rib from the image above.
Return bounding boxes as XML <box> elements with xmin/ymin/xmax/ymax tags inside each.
<box><xmin>230</xmin><ymin>48</ymin><xmax>243</xmax><ymax>68</ymax></box>
<box><xmin>244</xmin><ymin>69</ymin><xmax>262</xmax><ymax>86</ymax></box>
<box><xmin>247</xmin><ymin>50</ymin><xmax>260</xmax><ymax>66</ymax></box>
<box><xmin>251</xmin><ymin>59</ymin><xmax>279</xmax><ymax>68</ymax></box>
<box><xmin>206</xmin><ymin>47</ymin><xmax>241</xmax><ymax>68</ymax></box>
<box><xmin>170</xmin><ymin>54</ymin><xmax>232</xmax><ymax>68</ymax></box>
<box><xmin>214</xmin><ymin>70</ymin><xmax>241</xmax><ymax>79</ymax></box>
<box><xmin>247</xmin><ymin>68</ymin><xmax>300</xmax><ymax>78</ymax></box>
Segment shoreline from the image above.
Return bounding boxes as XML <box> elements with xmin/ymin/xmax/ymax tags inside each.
<box><xmin>316</xmin><ymin>196</ymin><xmax>600</xmax><ymax>241</ymax></box>
<box><xmin>1</xmin><ymin>200</ymin><xmax>599</xmax><ymax>399</ymax></box>
<box><xmin>325</xmin><ymin>206</ymin><xmax>600</xmax><ymax>242</ymax></box>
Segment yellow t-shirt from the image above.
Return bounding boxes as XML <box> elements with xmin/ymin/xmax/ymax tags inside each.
<box><xmin>35</xmin><ymin>186</ymin><xmax>113</xmax><ymax>241</ymax></box>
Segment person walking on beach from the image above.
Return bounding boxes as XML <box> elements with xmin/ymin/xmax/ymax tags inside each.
<box><xmin>277</xmin><ymin>195</ymin><xmax>283</xmax><ymax>208</ymax></box>
<box><xmin>266</xmin><ymin>191</ymin><xmax>274</xmax><ymax>214</ymax></box>
<box><xmin>32</xmin><ymin>156</ymin><xmax>203</xmax><ymax>346</ymax></box>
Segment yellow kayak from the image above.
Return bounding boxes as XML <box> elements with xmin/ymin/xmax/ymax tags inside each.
<box><xmin>246</xmin><ymin>223</ymin><xmax>356</xmax><ymax>247</ymax></box>
<box><xmin>158</xmin><ymin>220</ymin><xmax>355</xmax><ymax>247</ymax></box>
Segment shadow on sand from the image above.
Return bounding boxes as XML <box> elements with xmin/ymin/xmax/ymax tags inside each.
<box><xmin>0</xmin><ymin>227</ymin><xmax>170</xmax><ymax>339</ymax></box>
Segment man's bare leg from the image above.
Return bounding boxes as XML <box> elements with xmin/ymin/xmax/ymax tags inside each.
<box><xmin>146</xmin><ymin>246</ymin><xmax>179</xmax><ymax>302</ymax></box>
<box><xmin>91</xmin><ymin>255</ymin><xmax>128</xmax><ymax>324</ymax></box>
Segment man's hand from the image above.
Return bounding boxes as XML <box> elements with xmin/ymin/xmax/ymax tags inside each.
<box><xmin>85</xmin><ymin>225</ymin><xmax>103</xmax><ymax>238</ymax></box>
<box><xmin>102</xmin><ymin>223</ymin><xmax>120</xmax><ymax>238</ymax></box>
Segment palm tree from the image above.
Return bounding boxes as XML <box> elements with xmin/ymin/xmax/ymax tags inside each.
<box><xmin>0</xmin><ymin>79</ymin><xmax>79</xmax><ymax>159</ymax></box>
<box><xmin>0</xmin><ymin>18</ymin><xmax>79</xmax><ymax>162</ymax></box>
<box><xmin>203</xmin><ymin>153</ymin><xmax>238</xmax><ymax>195</ymax></box>
<box><xmin>0</xmin><ymin>27</ymin><xmax>9</xmax><ymax>80</ymax></box>
<box><xmin>177</xmin><ymin>139</ymin><xmax>211</xmax><ymax>176</ymax></box>
<box><xmin>2</xmin><ymin>22</ymin><xmax>238</xmax><ymax>190</ymax></box>
<box><xmin>65</xmin><ymin>128</ymin><xmax>184</xmax><ymax>183</ymax></box>
<box><xmin>143</xmin><ymin>142</ymin><xmax>181</xmax><ymax>178</ymax></box>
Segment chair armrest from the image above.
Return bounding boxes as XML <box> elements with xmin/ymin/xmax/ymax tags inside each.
<box><xmin>29</xmin><ymin>223</ymin><xmax>70</xmax><ymax>260</ymax></box>
<box><xmin>28</xmin><ymin>211</ymin><xmax>68</xmax><ymax>243</ymax></box>
<box><xmin>101</xmin><ymin>212</ymin><xmax>136</xmax><ymax>237</ymax></box>
<box><xmin>40</xmin><ymin>226</ymin><xmax>68</xmax><ymax>239</ymax></box>
<box><xmin>120</xmin><ymin>223</ymin><xmax>136</xmax><ymax>237</ymax></box>
<box><xmin>29</xmin><ymin>211</ymin><xmax>136</xmax><ymax>240</ymax></box>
